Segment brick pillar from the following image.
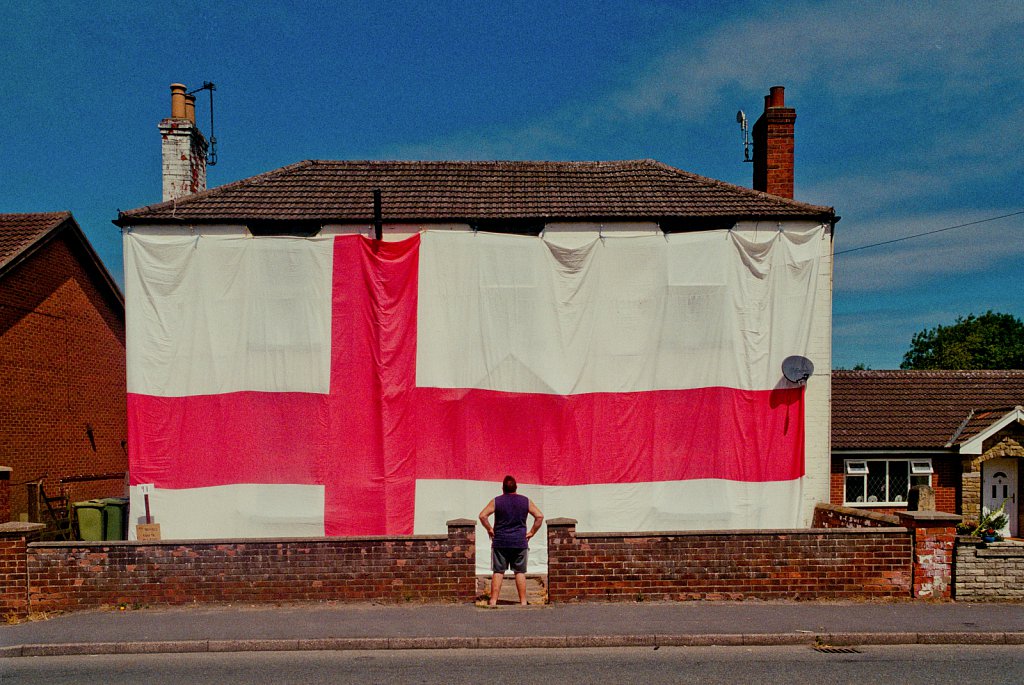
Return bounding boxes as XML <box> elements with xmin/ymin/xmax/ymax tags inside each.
<box><xmin>0</xmin><ymin>522</ymin><xmax>45</xmax><ymax>618</ymax></box>
<box><xmin>546</xmin><ymin>517</ymin><xmax>578</xmax><ymax>603</ymax></box>
<box><xmin>897</xmin><ymin>511</ymin><xmax>961</xmax><ymax>599</ymax></box>
<box><xmin>0</xmin><ymin>467</ymin><xmax>11</xmax><ymax>523</ymax></box>
<box><xmin>445</xmin><ymin>518</ymin><xmax>477</xmax><ymax>601</ymax></box>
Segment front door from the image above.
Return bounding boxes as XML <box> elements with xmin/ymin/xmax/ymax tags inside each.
<box><xmin>983</xmin><ymin>458</ymin><xmax>1018</xmax><ymax>537</ymax></box>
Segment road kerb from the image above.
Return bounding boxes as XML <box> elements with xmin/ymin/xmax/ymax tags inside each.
<box><xmin>5</xmin><ymin>632</ymin><xmax>1024</xmax><ymax>657</ymax></box>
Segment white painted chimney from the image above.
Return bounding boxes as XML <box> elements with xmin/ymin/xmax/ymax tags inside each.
<box><xmin>159</xmin><ymin>83</ymin><xmax>208</xmax><ymax>202</ymax></box>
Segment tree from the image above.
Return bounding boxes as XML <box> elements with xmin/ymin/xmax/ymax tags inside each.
<box><xmin>900</xmin><ymin>311</ymin><xmax>1024</xmax><ymax>370</ymax></box>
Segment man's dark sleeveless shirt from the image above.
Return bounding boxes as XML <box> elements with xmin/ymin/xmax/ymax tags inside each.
<box><xmin>492</xmin><ymin>493</ymin><xmax>529</xmax><ymax>549</ymax></box>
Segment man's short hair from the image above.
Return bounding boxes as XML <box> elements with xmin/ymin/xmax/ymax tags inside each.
<box><xmin>502</xmin><ymin>475</ymin><xmax>517</xmax><ymax>494</ymax></box>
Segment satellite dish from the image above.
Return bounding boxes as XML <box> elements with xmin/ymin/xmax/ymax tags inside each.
<box><xmin>782</xmin><ymin>355</ymin><xmax>814</xmax><ymax>384</ymax></box>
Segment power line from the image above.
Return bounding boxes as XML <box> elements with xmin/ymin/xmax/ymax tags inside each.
<box><xmin>834</xmin><ymin>210</ymin><xmax>1024</xmax><ymax>256</ymax></box>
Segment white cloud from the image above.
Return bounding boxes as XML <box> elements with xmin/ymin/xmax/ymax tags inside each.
<box><xmin>390</xmin><ymin>2</ymin><xmax>1024</xmax><ymax>170</ymax></box>
<box><xmin>642</xmin><ymin>1</ymin><xmax>1023</xmax><ymax>113</ymax></box>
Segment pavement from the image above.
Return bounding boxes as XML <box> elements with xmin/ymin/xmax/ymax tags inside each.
<box><xmin>3</xmin><ymin>587</ymin><xmax>1022</xmax><ymax>658</ymax></box>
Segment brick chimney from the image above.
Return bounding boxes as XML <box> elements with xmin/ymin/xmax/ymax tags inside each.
<box><xmin>159</xmin><ymin>83</ymin><xmax>208</xmax><ymax>202</ymax></box>
<box><xmin>752</xmin><ymin>85</ymin><xmax>796</xmax><ymax>198</ymax></box>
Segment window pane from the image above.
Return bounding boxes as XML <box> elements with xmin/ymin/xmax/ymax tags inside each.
<box><xmin>910</xmin><ymin>460</ymin><xmax>933</xmax><ymax>474</ymax></box>
<box><xmin>910</xmin><ymin>475</ymin><xmax>930</xmax><ymax>488</ymax></box>
<box><xmin>888</xmin><ymin>460</ymin><xmax>909</xmax><ymax>502</ymax></box>
<box><xmin>845</xmin><ymin>475</ymin><xmax>865</xmax><ymax>503</ymax></box>
<box><xmin>867</xmin><ymin>462</ymin><xmax>887</xmax><ymax>502</ymax></box>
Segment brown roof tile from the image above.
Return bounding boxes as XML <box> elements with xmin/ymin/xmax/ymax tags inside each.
<box><xmin>116</xmin><ymin>160</ymin><xmax>835</xmax><ymax>225</ymax></box>
<box><xmin>832</xmin><ymin>370</ymin><xmax>1024</xmax><ymax>449</ymax></box>
<box><xmin>0</xmin><ymin>212</ymin><xmax>71</xmax><ymax>269</ymax></box>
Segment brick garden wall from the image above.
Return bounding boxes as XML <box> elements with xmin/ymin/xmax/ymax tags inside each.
<box><xmin>813</xmin><ymin>502</ymin><xmax>900</xmax><ymax>528</ymax></box>
<box><xmin>0</xmin><ymin>232</ymin><xmax>126</xmax><ymax>520</ymax></box>
<box><xmin>955</xmin><ymin>538</ymin><xmax>1024</xmax><ymax>601</ymax></box>
<box><xmin>546</xmin><ymin>518</ymin><xmax>913</xmax><ymax>602</ymax></box>
<box><xmin>11</xmin><ymin>520</ymin><xmax>475</xmax><ymax>615</ymax></box>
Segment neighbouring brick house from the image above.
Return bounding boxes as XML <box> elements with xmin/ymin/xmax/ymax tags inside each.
<box><xmin>0</xmin><ymin>212</ymin><xmax>127</xmax><ymax>523</ymax></box>
<box><xmin>832</xmin><ymin>369</ymin><xmax>1024</xmax><ymax>535</ymax></box>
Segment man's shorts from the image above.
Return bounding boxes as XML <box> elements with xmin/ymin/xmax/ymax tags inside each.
<box><xmin>491</xmin><ymin>547</ymin><xmax>528</xmax><ymax>574</ymax></box>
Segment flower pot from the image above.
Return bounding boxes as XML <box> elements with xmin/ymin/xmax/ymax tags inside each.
<box><xmin>981</xmin><ymin>534</ymin><xmax>997</xmax><ymax>543</ymax></box>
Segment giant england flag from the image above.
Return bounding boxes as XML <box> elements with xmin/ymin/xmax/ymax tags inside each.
<box><xmin>125</xmin><ymin>225</ymin><xmax>825</xmax><ymax>570</ymax></box>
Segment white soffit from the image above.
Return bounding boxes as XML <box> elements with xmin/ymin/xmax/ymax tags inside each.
<box><xmin>958</xmin><ymin>406</ymin><xmax>1024</xmax><ymax>455</ymax></box>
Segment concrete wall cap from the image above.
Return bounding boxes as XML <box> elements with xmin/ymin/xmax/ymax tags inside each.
<box><xmin>897</xmin><ymin>510</ymin><xmax>962</xmax><ymax>525</ymax></box>
<box><xmin>445</xmin><ymin>518</ymin><xmax>476</xmax><ymax>527</ymax></box>
<box><xmin>546</xmin><ymin>518</ymin><xmax>578</xmax><ymax>526</ymax></box>
<box><xmin>0</xmin><ymin>521</ymin><xmax>46</xmax><ymax>535</ymax></box>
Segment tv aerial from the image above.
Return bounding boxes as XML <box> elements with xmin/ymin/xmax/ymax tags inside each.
<box><xmin>736</xmin><ymin>110</ymin><xmax>752</xmax><ymax>163</ymax></box>
<box><xmin>189</xmin><ymin>82</ymin><xmax>218</xmax><ymax>166</ymax></box>
<box><xmin>782</xmin><ymin>355</ymin><xmax>814</xmax><ymax>384</ymax></box>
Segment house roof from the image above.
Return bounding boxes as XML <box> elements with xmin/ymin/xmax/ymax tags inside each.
<box><xmin>0</xmin><ymin>212</ymin><xmax>71</xmax><ymax>269</ymax></box>
<box><xmin>832</xmin><ymin>369</ymin><xmax>1024</xmax><ymax>450</ymax></box>
<box><xmin>115</xmin><ymin>159</ymin><xmax>836</xmax><ymax>226</ymax></box>
<box><xmin>0</xmin><ymin>211</ymin><xmax>124</xmax><ymax>305</ymax></box>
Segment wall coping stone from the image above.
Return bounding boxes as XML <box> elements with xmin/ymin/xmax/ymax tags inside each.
<box><xmin>977</xmin><ymin>546</ymin><xmax>1024</xmax><ymax>558</ymax></box>
<box><xmin>814</xmin><ymin>502</ymin><xmax>901</xmax><ymax>525</ymax></box>
<box><xmin>28</xmin><ymin>533</ymin><xmax>454</xmax><ymax>549</ymax></box>
<box><xmin>0</xmin><ymin>522</ymin><xmax>45</xmax><ymax>537</ymax></box>
<box><xmin>897</xmin><ymin>511</ymin><xmax>961</xmax><ymax>526</ymax></box>
<box><xmin>547</xmin><ymin>518</ymin><xmax>578</xmax><ymax>527</ymax></box>
<box><xmin>573</xmin><ymin>527</ymin><xmax>909</xmax><ymax>539</ymax></box>
<box><xmin>445</xmin><ymin>518</ymin><xmax>476</xmax><ymax>527</ymax></box>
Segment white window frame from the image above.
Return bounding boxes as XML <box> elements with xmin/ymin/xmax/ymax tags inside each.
<box><xmin>910</xmin><ymin>460</ymin><xmax>934</xmax><ymax>475</ymax></box>
<box><xmin>845</xmin><ymin>461</ymin><xmax>868</xmax><ymax>475</ymax></box>
<box><xmin>843</xmin><ymin>457</ymin><xmax>933</xmax><ymax>506</ymax></box>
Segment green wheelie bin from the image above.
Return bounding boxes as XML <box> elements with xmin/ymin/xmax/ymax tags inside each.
<box><xmin>73</xmin><ymin>500</ymin><xmax>106</xmax><ymax>541</ymax></box>
<box><xmin>101</xmin><ymin>497</ymin><xmax>129</xmax><ymax>540</ymax></box>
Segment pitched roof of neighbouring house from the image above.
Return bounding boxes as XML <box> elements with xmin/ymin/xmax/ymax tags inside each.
<box><xmin>0</xmin><ymin>211</ymin><xmax>123</xmax><ymax>305</ymax></box>
<box><xmin>0</xmin><ymin>212</ymin><xmax>71</xmax><ymax>269</ymax></box>
<box><xmin>832</xmin><ymin>369</ymin><xmax>1024</xmax><ymax>450</ymax></box>
<box><xmin>115</xmin><ymin>159</ymin><xmax>836</xmax><ymax>226</ymax></box>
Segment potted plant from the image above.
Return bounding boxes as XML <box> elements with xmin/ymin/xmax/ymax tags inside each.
<box><xmin>971</xmin><ymin>501</ymin><xmax>1009</xmax><ymax>543</ymax></box>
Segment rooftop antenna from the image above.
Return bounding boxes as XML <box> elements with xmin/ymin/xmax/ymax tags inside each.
<box><xmin>189</xmin><ymin>82</ymin><xmax>218</xmax><ymax>166</ymax></box>
<box><xmin>736</xmin><ymin>110</ymin><xmax>752</xmax><ymax>163</ymax></box>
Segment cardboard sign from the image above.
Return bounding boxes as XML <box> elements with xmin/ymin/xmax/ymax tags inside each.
<box><xmin>136</xmin><ymin>523</ymin><xmax>162</xmax><ymax>541</ymax></box>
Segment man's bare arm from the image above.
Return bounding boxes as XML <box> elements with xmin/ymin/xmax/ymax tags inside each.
<box><xmin>525</xmin><ymin>499</ymin><xmax>544</xmax><ymax>540</ymax></box>
<box><xmin>478</xmin><ymin>499</ymin><xmax>496</xmax><ymax>539</ymax></box>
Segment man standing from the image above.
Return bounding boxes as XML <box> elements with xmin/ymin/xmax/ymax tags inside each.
<box><xmin>478</xmin><ymin>475</ymin><xmax>544</xmax><ymax>606</ymax></box>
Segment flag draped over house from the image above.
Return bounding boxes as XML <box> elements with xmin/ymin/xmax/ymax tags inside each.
<box><xmin>125</xmin><ymin>226</ymin><xmax>824</xmax><ymax>570</ymax></box>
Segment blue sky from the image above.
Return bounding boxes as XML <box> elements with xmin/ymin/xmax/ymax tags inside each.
<box><xmin>3</xmin><ymin>1</ymin><xmax>1021</xmax><ymax>369</ymax></box>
